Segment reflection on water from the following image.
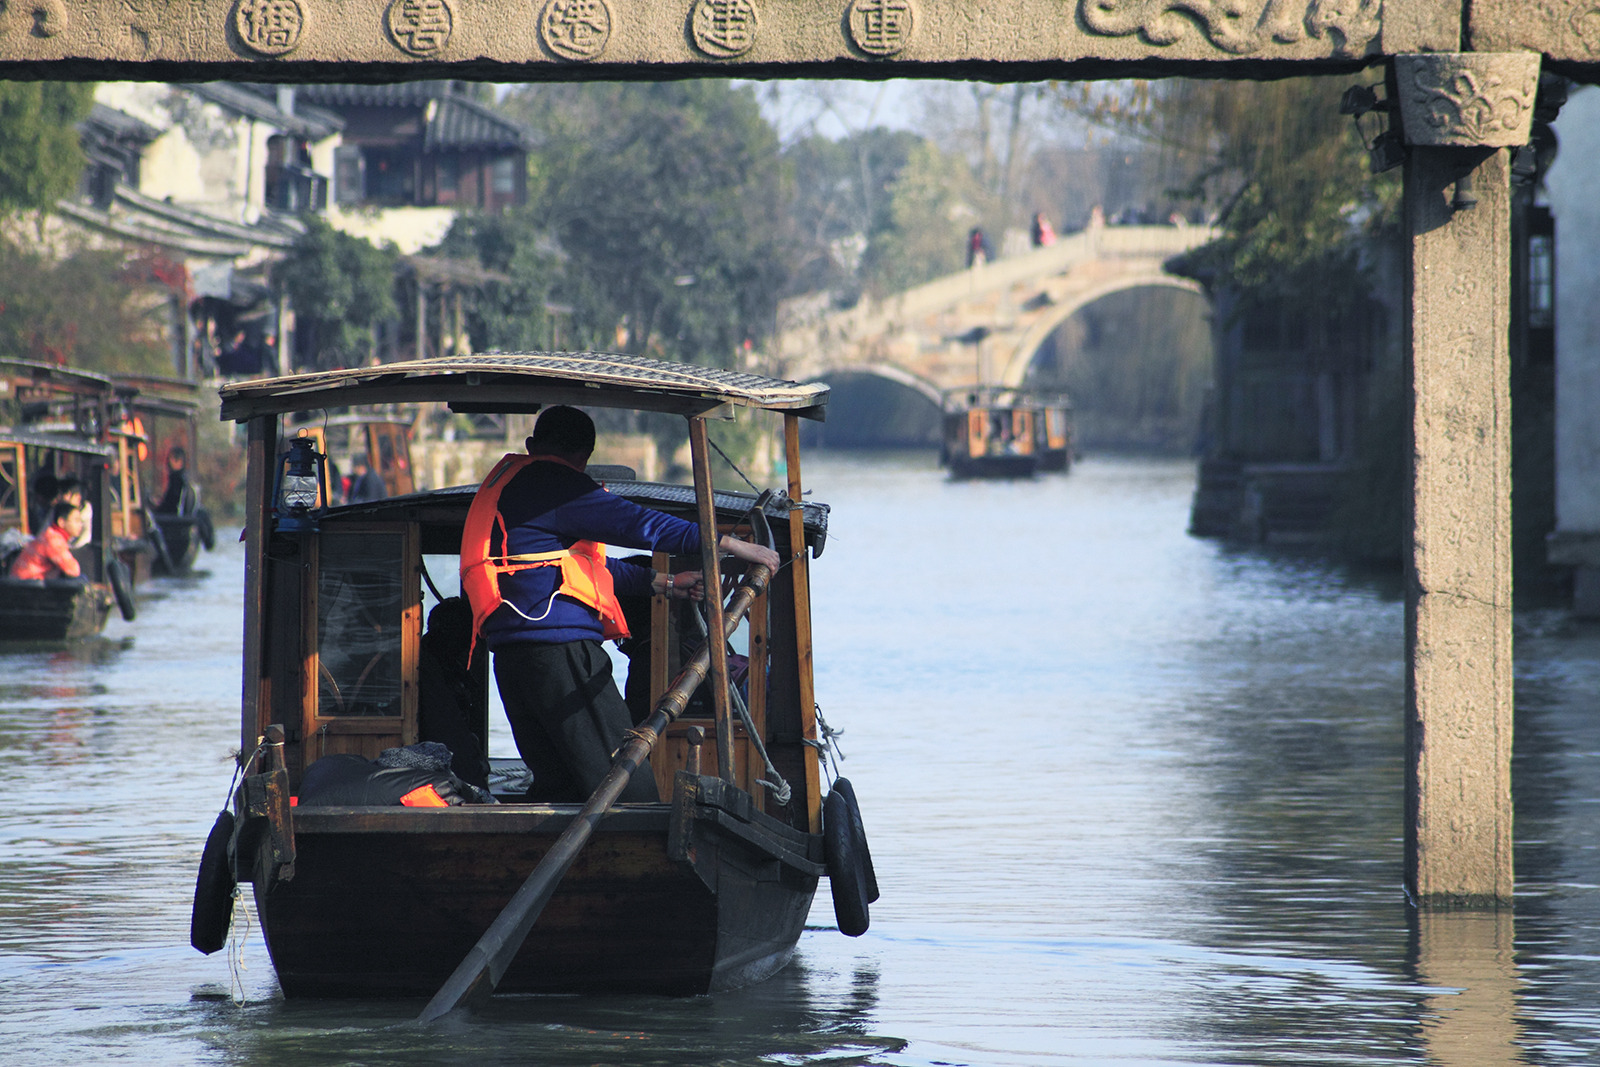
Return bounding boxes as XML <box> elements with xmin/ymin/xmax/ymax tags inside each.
<box><xmin>0</xmin><ymin>454</ymin><xmax>1597</xmax><ymax>1065</ymax></box>
<box><xmin>1413</xmin><ymin>910</ymin><xmax>1522</xmax><ymax>1067</ymax></box>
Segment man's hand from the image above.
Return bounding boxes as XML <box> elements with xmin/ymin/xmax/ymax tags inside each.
<box><xmin>718</xmin><ymin>535</ymin><xmax>781</xmax><ymax>573</ymax></box>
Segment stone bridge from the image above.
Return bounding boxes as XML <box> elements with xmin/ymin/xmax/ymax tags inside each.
<box><xmin>774</xmin><ymin>224</ymin><xmax>1215</xmax><ymax>404</ymax></box>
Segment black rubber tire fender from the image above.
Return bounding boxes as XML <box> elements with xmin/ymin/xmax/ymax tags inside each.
<box><xmin>824</xmin><ymin>788</ymin><xmax>870</xmax><ymax>937</ymax></box>
<box><xmin>190</xmin><ymin>810</ymin><xmax>236</xmax><ymax>954</ymax></box>
<box><xmin>107</xmin><ymin>558</ymin><xmax>137</xmax><ymax>621</ymax></box>
<box><xmin>195</xmin><ymin>507</ymin><xmax>216</xmax><ymax>552</ymax></box>
<box><xmin>831</xmin><ymin>777</ymin><xmax>879</xmax><ymax>904</ymax></box>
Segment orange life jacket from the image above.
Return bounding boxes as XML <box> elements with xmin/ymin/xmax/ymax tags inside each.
<box><xmin>460</xmin><ymin>453</ymin><xmax>629</xmax><ymax>655</ymax></box>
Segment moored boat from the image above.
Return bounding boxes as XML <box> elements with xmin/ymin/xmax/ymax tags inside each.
<box><xmin>0</xmin><ymin>362</ymin><xmax>138</xmax><ymax>639</ymax></box>
<box><xmin>0</xmin><ymin>429</ymin><xmax>135</xmax><ymax>639</ymax></box>
<box><xmin>197</xmin><ymin>352</ymin><xmax>875</xmax><ymax>1004</ymax></box>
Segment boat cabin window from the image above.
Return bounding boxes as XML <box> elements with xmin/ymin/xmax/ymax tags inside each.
<box><xmin>0</xmin><ymin>442</ymin><xmax>24</xmax><ymax>532</ymax></box>
<box><xmin>317</xmin><ymin>529</ymin><xmax>406</xmax><ymax>718</ymax></box>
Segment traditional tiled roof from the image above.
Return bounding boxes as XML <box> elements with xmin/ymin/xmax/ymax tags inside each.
<box><xmin>180</xmin><ymin>82</ymin><xmax>344</xmax><ymax>140</ymax></box>
<box><xmin>288</xmin><ymin>82</ymin><xmax>536</xmax><ymax>151</ymax></box>
<box><xmin>82</xmin><ymin>102</ymin><xmax>160</xmax><ymax>144</ymax></box>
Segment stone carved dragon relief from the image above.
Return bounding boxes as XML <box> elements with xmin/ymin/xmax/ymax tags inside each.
<box><xmin>1079</xmin><ymin>0</ymin><xmax>1379</xmax><ymax>56</ymax></box>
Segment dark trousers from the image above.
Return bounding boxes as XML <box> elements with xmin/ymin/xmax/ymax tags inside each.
<box><xmin>493</xmin><ymin>639</ymin><xmax>660</xmax><ymax>803</ymax></box>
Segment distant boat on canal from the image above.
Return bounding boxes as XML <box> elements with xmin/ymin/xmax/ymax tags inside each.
<box><xmin>939</xmin><ymin>386</ymin><xmax>1074</xmax><ymax>479</ymax></box>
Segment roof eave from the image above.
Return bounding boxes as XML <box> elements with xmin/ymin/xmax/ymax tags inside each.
<box><xmin>220</xmin><ymin>376</ymin><xmax>826</xmax><ymax>423</ymax></box>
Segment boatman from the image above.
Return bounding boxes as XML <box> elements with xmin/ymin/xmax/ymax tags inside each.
<box><xmin>10</xmin><ymin>502</ymin><xmax>86</xmax><ymax>581</ymax></box>
<box><xmin>461</xmin><ymin>406</ymin><xmax>780</xmax><ymax>803</ymax></box>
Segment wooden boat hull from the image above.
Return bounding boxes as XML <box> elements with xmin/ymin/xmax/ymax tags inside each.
<box><xmin>1037</xmin><ymin>448</ymin><xmax>1070</xmax><ymax>472</ymax></box>
<box><xmin>0</xmin><ymin>578</ymin><xmax>114</xmax><ymax>641</ymax></box>
<box><xmin>946</xmin><ymin>452</ymin><xmax>1038</xmax><ymax>479</ymax></box>
<box><xmin>237</xmin><ymin>776</ymin><xmax>823</xmax><ymax>998</ymax></box>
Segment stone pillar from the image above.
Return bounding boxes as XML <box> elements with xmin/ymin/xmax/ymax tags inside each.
<box><xmin>1396</xmin><ymin>53</ymin><xmax>1540</xmax><ymax>906</ymax></box>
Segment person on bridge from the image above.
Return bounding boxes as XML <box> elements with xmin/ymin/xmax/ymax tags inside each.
<box><xmin>9</xmin><ymin>502</ymin><xmax>85</xmax><ymax>582</ymax></box>
<box><xmin>1030</xmin><ymin>212</ymin><xmax>1056</xmax><ymax>247</ymax></box>
<box><xmin>461</xmin><ymin>405</ymin><xmax>779</xmax><ymax>803</ymax></box>
<box><xmin>967</xmin><ymin>227</ymin><xmax>992</xmax><ymax>268</ymax></box>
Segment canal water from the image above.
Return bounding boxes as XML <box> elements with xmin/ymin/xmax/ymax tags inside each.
<box><xmin>1</xmin><ymin>453</ymin><xmax>1597</xmax><ymax>1065</ymax></box>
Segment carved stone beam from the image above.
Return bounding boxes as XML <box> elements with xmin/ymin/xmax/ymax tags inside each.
<box><xmin>0</xmin><ymin>0</ymin><xmax>1390</xmax><ymax>81</ymax></box>
<box><xmin>1393</xmin><ymin>52</ymin><xmax>1542</xmax><ymax>148</ymax></box>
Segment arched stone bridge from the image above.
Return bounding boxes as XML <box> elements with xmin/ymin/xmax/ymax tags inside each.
<box><xmin>774</xmin><ymin>223</ymin><xmax>1217</xmax><ymax>402</ymax></box>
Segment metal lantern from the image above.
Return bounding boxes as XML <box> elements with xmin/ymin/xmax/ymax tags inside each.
<box><xmin>275</xmin><ymin>436</ymin><xmax>326</xmax><ymax>533</ymax></box>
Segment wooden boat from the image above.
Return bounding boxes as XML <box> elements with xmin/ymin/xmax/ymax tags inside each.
<box><xmin>0</xmin><ymin>427</ymin><xmax>133</xmax><ymax>640</ymax></box>
<box><xmin>202</xmin><ymin>352</ymin><xmax>873</xmax><ymax>1002</ymax></box>
<box><xmin>111</xmin><ymin>376</ymin><xmax>215</xmax><ymax>577</ymax></box>
<box><xmin>939</xmin><ymin>385</ymin><xmax>1039</xmax><ymax>478</ymax></box>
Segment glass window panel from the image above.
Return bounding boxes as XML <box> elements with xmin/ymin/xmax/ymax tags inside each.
<box><xmin>317</xmin><ymin>530</ymin><xmax>404</xmax><ymax>717</ymax></box>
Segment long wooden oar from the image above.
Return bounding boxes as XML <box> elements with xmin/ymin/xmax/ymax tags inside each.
<box><xmin>417</xmin><ymin>562</ymin><xmax>772</xmax><ymax>1024</ymax></box>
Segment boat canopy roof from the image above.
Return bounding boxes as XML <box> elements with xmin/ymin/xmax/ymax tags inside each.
<box><xmin>113</xmin><ymin>375</ymin><xmax>202</xmax><ymax>418</ymax></box>
<box><xmin>0</xmin><ymin>359</ymin><xmax>114</xmax><ymax>399</ymax></box>
<box><xmin>219</xmin><ymin>352</ymin><xmax>829</xmax><ymax>423</ymax></box>
<box><xmin>0</xmin><ymin>428</ymin><xmax>117</xmax><ymax>458</ymax></box>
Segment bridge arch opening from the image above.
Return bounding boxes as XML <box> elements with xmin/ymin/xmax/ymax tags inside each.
<box><xmin>798</xmin><ymin>369</ymin><xmax>942</xmax><ymax>449</ymax></box>
<box><xmin>1021</xmin><ymin>284</ymin><xmax>1213</xmax><ymax>454</ymax></box>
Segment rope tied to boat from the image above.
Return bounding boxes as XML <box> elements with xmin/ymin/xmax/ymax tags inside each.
<box><xmin>804</xmin><ymin>705</ymin><xmax>847</xmax><ymax>785</ymax></box>
<box><xmin>620</xmin><ymin>725</ymin><xmax>658</xmax><ymax>752</ymax></box>
<box><xmin>227</xmin><ymin>886</ymin><xmax>251</xmax><ymax>1007</ymax></box>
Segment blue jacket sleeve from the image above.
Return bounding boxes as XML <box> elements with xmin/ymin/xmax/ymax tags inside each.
<box><xmin>608</xmin><ymin>557</ymin><xmax>654</xmax><ymax>597</ymax></box>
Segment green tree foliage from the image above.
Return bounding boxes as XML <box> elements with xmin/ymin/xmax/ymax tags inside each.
<box><xmin>500</xmin><ymin>81</ymin><xmax>785</xmax><ymax>364</ymax></box>
<box><xmin>1061</xmin><ymin>77</ymin><xmax>1397</xmax><ymax>316</ymax></box>
<box><xmin>0</xmin><ymin>81</ymin><xmax>93</xmax><ymax>215</ymax></box>
<box><xmin>274</xmin><ymin>217</ymin><xmax>399</xmax><ymax>368</ymax></box>
<box><xmin>0</xmin><ymin>235</ymin><xmax>170</xmax><ymax>375</ymax></box>
<box><xmin>859</xmin><ymin>140</ymin><xmax>982</xmax><ymax>294</ymax></box>
<box><xmin>781</xmin><ymin>127</ymin><xmax>922</xmax><ymax>299</ymax></box>
<box><xmin>433</xmin><ymin>210</ymin><xmax>561</xmax><ymax>353</ymax></box>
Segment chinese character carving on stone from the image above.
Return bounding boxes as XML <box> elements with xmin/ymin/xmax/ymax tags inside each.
<box><xmin>848</xmin><ymin>0</ymin><xmax>913</xmax><ymax>56</ymax></box>
<box><xmin>1079</xmin><ymin>0</ymin><xmax>1378</xmax><ymax>56</ymax></box>
<box><xmin>691</xmin><ymin>0</ymin><xmax>758</xmax><ymax>58</ymax></box>
<box><xmin>1395</xmin><ymin>53</ymin><xmax>1542</xmax><ymax>148</ymax></box>
<box><xmin>540</xmin><ymin>0</ymin><xmax>611</xmax><ymax>60</ymax></box>
<box><xmin>388</xmin><ymin>0</ymin><xmax>452</xmax><ymax>57</ymax></box>
<box><xmin>234</xmin><ymin>0</ymin><xmax>305</xmax><ymax>56</ymax></box>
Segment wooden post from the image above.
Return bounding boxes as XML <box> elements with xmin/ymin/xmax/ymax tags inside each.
<box><xmin>687</xmin><ymin>417</ymin><xmax>736</xmax><ymax>783</ymax></box>
<box><xmin>241</xmin><ymin>415</ymin><xmax>274</xmax><ymax>756</ymax></box>
<box><xmin>784</xmin><ymin>414</ymin><xmax>823</xmax><ymax>833</ymax></box>
<box><xmin>1396</xmin><ymin>53</ymin><xmax>1539</xmax><ymax>906</ymax></box>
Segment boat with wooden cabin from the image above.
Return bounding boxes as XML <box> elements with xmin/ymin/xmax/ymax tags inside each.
<box><xmin>0</xmin><ymin>361</ymin><xmax>138</xmax><ymax>639</ymax></box>
<box><xmin>112</xmin><ymin>376</ymin><xmax>216</xmax><ymax>576</ymax></box>
<box><xmin>939</xmin><ymin>385</ymin><xmax>1039</xmax><ymax>479</ymax></box>
<box><xmin>198</xmin><ymin>352</ymin><xmax>875</xmax><ymax>1003</ymax></box>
